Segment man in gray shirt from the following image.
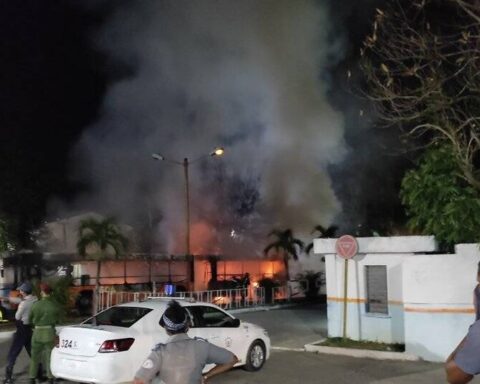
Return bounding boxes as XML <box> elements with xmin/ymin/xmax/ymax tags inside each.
<box><xmin>473</xmin><ymin>262</ymin><xmax>480</xmax><ymax>321</ymax></box>
<box><xmin>445</xmin><ymin>319</ymin><xmax>480</xmax><ymax>383</ymax></box>
<box><xmin>134</xmin><ymin>300</ymin><xmax>238</xmax><ymax>384</ymax></box>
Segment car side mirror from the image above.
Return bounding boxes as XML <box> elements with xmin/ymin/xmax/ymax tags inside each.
<box><xmin>231</xmin><ymin>318</ymin><xmax>240</xmax><ymax>327</ymax></box>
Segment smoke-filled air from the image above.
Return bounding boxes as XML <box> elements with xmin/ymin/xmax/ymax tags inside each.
<box><xmin>53</xmin><ymin>0</ymin><xmax>348</xmax><ymax>257</ymax></box>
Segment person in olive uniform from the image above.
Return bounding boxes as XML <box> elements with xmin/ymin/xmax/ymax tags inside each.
<box><xmin>134</xmin><ymin>300</ymin><xmax>238</xmax><ymax>384</ymax></box>
<box><xmin>28</xmin><ymin>283</ymin><xmax>60</xmax><ymax>384</ymax></box>
<box><xmin>2</xmin><ymin>282</ymin><xmax>37</xmax><ymax>384</ymax></box>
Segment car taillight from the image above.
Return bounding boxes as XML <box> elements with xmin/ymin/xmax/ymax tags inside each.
<box><xmin>98</xmin><ymin>338</ymin><xmax>135</xmax><ymax>353</ymax></box>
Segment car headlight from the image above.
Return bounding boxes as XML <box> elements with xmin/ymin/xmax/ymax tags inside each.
<box><xmin>263</xmin><ymin>329</ymin><xmax>269</xmax><ymax>336</ymax></box>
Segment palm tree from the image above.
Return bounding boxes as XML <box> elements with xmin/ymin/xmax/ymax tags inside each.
<box><xmin>305</xmin><ymin>224</ymin><xmax>338</xmax><ymax>254</ymax></box>
<box><xmin>263</xmin><ymin>229</ymin><xmax>304</xmax><ymax>281</ymax></box>
<box><xmin>77</xmin><ymin>217</ymin><xmax>128</xmax><ymax>314</ymax></box>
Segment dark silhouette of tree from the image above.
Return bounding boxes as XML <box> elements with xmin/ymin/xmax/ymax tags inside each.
<box><xmin>360</xmin><ymin>0</ymin><xmax>480</xmax><ymax>191</ymax></box>
<box><xmin>305</xmin><ymin>225</ymin><xmax>338</xmax><ymax>254</ymax></box>
<box><xmin>264</xmin><ymin>229</ymin><xmax>304</xmax><ymax>280</ymax></box>
<box><xmin>77</xmin><ymin>217</ymin><xmax>128</xmax><ymax>314</ymax></box>
<box><xmin>401</xmin><ymin>144</ymin><xmax>480</xmax><ymax>246</ymax></box>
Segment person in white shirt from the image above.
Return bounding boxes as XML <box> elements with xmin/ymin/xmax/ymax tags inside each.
<box><xmin>1</xmin><ymin>282</ymin><xmax>38</xmax><ymax>384</ymax></box>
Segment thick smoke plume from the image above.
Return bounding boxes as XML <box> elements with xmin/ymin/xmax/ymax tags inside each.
<box><xmin>55</xmin><ymin>0</ymin><xmax>347</xmax><ymax>256</ymax></box>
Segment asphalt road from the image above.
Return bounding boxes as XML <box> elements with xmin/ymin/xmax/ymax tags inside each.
<box><xmin>223</xmin><ymin>303</ymin><xmax>450</xmax><ymax>384</ymax></box>
<box><xmin>210</xmin><ymin>349</ymin><xmax>445</xmax><ymax>384</ymax></box>
<box><xmin>1</xmin><ymin>302</ymin><xmax>477</xmax><ymax>383</ymax></box>
<box><xmin>234</xmin><ymin>302</ymin><xmax>328</xmax><ymax>349</ymax></box>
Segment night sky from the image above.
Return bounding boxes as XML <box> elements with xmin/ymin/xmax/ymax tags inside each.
<box><xmin>0</xmin><ymin>1</ymin><xmax>107</xmax><ymax>241</ymax></box>
<box><xmin>0</xmin><ymin>1</ymin><xmax>408</xmax><ymax>248</ymax></box>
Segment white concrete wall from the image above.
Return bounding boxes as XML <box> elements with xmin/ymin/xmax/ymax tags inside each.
<box><xmin>325</xmin><ymin>252</ymin><xmax>407</xmax><ymax>343</ymax></box>
<box><xmin>318</xmin><ymin>236</ymin><xmax>480</xmax><ymax>362</ymax></box>
<box><xmin>314</xmin><ymin>236</ymin><xmax>437</xmax><ymax>254</ymax></box>
<box><xmin>402</xmin><ymin>245</ymin><xmax>478</xmax><ymax>361</ymax></box>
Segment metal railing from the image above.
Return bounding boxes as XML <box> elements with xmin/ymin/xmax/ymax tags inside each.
<box><xmin>97</xmin><ymin>286</ymin><xmax>265</xmax><ymax>313</ymax></box>
<box><xmin>271</xmin><ymin>280</ymin><xmax>311</xmax><ymax>304</ymax></box>
<box><xmin>272</xmin><ymin>285</ymin><xmax>290</xmax><ymax>304</ymax></box>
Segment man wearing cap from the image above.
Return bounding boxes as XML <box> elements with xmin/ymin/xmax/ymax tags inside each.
<box><xmin>1</xmin><ymin>282</ymin><xmax>37</xmax><ymax>384</ymax></box>
<box><xmin>134</xmin><ymin>300</ymin><xmax>238</xmax><ymax>384</ymax></box>
<box><xmin>28</xmin><ymin>283</ymin><xmax>60</xmax><ymax>384</ymax></box>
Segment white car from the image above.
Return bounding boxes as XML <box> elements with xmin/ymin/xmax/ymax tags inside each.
<box><xmin>51</xmin><ymin>297</ymin><xmax>270</xmax><ymax>384</ymax></box>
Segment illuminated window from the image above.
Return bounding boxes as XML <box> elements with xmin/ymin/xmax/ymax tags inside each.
<box><xmin>365</xmin><ymin>265</ymin><xmax>388</xmax><ymax>315</ymax></box>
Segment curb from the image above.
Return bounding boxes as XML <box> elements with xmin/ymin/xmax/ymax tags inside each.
<box><xmin>304</xmin><ymin>339</ymin><xmax>420</xmax><ymax>361</ymax></box>
<box><xmin>271</xmin><ymin>346</ymin><xmax>305</xmax><ymax>352</ymax></box>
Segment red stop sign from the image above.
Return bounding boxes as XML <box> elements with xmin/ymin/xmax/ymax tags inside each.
<box><xmin>335</xmin><ymin>235</ymin><xmax>358</xmax><ymax>259</ymax></box>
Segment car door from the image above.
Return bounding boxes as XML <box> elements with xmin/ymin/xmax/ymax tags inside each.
<box><xmin>186</xmin><ymin>305</ymin><xmax>243</xmax><ymax>357</ymax></box>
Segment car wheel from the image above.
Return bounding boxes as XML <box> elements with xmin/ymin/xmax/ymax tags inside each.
<box><xmin>244</xmin><ymin>340</ymin><xmax>266</xmax><ymax>371</ymax></box>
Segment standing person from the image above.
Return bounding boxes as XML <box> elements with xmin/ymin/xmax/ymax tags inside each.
<box><xmin>134</xmin><ymin>300</ymin><xmax>238</xmax><ymax>384</ymax></box>
<box><xmin>444</xmin><ymin>262</ymin><xmax>480</xmax><ymax>383</ymax></box>
<box><xmin>0</xmin><ymin>302</ymin><xmax>7</xmax><ymax>323</ymax></box>
<box><xmin>473</xmin><ymin>262</ymin><xmax>480</xmax><ymax>321</ymax></box>
<box><xmin>28</xmin><ymin>283</ymin><xmax>60</xmax><ymax>384</ymax></box>
<box><xmin>240</xmin><ymin>273</ymin><xmax>250</xmax><ymax>304</ymax></box>
<box><xmin>2</xmin><ymin>282</ymin><xmax>37</xmax><ymax>384</ymax></box>
<box><xmin>445</xmin><ymin>319</ymin><xmax>480</xmax><ymax>383</ymax></box>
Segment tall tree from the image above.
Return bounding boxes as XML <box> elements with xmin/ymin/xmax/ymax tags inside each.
<box><xmin>401</xmin><ymin>144</ymin><xmax>480</xmax><ymax>247</ymax></box>
<box><xmin>77</xmin><ymin>217</ymin><xmax>128</xmax><ymax>313</ymax></box>
<box><xmin>264</xmin><ymin>229</ymin><xmax>304</xmax><ymax>281</ymax></box>
<box><xmin>305</xmin><ymin>225</ymin><xmax>338</xmax><ymax>254</ymax></box>
<box><xmin>359</xmin><ymin>0</ymin><xmax>480</xmax><ymax>191</ymax></box>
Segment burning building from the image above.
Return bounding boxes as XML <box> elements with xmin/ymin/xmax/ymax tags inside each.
<box><xmin>0</xmin><ymin>212</ymin><xmax>287</xmax><ymax>295</ymax></box>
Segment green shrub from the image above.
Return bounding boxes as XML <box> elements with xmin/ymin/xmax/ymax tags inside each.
<box><xmin>296</xmin><ymin>270</ymin><xmax>321</xmax><ymax>299</ymax></box>
<box><xmin>320</xmin><ymin>337</ymin><xmax>405</xmax><ymax>352</ymax></box>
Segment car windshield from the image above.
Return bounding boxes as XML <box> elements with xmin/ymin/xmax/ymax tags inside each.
<box><xmin>83</xmin><ymin>306</ymin><xmax>152</xmax><ymax>328</ymax></box>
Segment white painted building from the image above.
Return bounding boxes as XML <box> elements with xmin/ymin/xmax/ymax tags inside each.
<box><xmin>314</xmin><ymin>236</ymin><xmax>479</xmax><ymax>362</ymax></box>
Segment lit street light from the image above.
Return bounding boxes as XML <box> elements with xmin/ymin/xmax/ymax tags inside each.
<box><xmin>151</xmin><ymin>147</ymin><xmax>225</xmax><ymax>285</ymax></box>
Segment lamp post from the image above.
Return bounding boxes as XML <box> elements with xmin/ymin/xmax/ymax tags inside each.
<box><xmin>152</xmin><ymin>147</ymin><xmax>225</xmax><ymax>285</ymax></box>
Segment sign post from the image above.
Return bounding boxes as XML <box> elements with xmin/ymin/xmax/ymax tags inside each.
<box><xmin>335</xmin><ymin>235</ymin><xmax>358</xmax><ymax>339</ymax></box>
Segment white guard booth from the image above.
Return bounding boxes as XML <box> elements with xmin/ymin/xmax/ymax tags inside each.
<box><xmin>314</xmin><ymin>236</ymin><xmax>479</xmax><ymax>362</ymax></box>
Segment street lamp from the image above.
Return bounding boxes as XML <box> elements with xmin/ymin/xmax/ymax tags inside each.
<box><xmin>151</xmin><ymin>147</ymin><xmax>225</xmax><ymax>283</ymax></box>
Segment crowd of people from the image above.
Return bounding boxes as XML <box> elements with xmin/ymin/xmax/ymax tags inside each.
<box><xmin>1</xmin><ymin>282</ymin><xmax>60</xmax><ymax>384</ymax></box>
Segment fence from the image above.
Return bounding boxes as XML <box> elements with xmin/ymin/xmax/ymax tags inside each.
<box><xmin>271</xmin><ymin>279</ymin><xmax>319</xmax><ymax>304</ymax></box>
<box><xmin>96</xmin><ymin>286</ymin><xmax>265</xmax><ymax>313</ymax></box>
